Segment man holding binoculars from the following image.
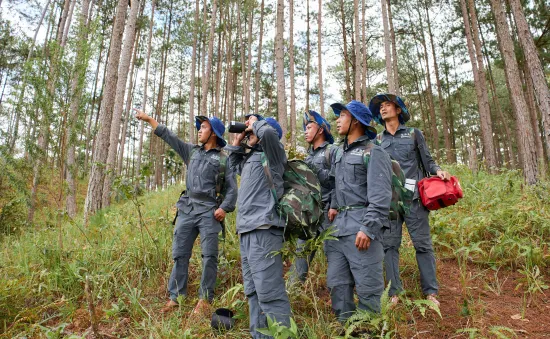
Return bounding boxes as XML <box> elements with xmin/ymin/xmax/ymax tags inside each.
<box><xmin>225</xmin><ymin>114</ymin><xmax>292</xmax><ymax>339</ymax></box>
<box><xmin>134</xmin><ymin>109</ymin><xmax>238</xmax><ymax>315</ymax></box>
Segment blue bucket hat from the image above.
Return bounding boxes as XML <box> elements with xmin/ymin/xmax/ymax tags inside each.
<box><xmin>302</xmin><ymin>110</ymin><xmax>334</xmax><ymax>144</ymax></box>
<box><xmin>264</xmin><ymin>117</ymin><xmax>283</xmax><ymax>140</ymax></box>
<box><xmin>244</xmin><ymin>113</ymin><xmax>264</xmax><ymax>121</ymax></box>
<box><xmin>330</xmin><ymin>100</ymin><xmax>377</xmax><ymax>139</ymax></box>
<box><xmin>195</xmin><ymin>116</ymin><xmax>227</xmax><ymax>147</ymax></box>
<box><xmin>369</xmin><ymin>93</ymin><xmax>410</xmax><ymax>124</ymax></box>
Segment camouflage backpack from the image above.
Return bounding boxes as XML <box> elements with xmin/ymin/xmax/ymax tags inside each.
<box><xmin>364</xmin><ymin>141</ymin><xmax>413</xmax><ymax>220</ymax></box>
<box><xmin>261</xmin><ymin>154</ymin><xmax>324</xmax><ymax>240</ymax></box>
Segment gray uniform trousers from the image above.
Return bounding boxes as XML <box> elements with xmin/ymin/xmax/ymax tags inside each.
<box><xmin>325</xmin><ymin>234</ymin><xmax>384</xmax><ymax>322</ymax></box>
<box><xmin>288</xmin><ymin>208</ymin><xmax>330</xmax><ymax>283</ymax></box>
<box><xmin>382</xmin><ymin>199</ymin><xmax>438</xmax><ymax>296</ymax></box>
<box><xmin>240</xmin><ymin>228</ymin><xmax>291</xmax><ymax>339</ymax></box>
<box><xmin>168</xmin><ymin>208</ymin><xmax>220</xmax><ymax>302</ymax></box>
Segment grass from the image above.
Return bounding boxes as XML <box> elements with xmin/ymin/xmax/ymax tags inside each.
<box><xmin>0</xmin><ymin>165</ymin><xmax>549</xmax><ymax>338</ymax></box>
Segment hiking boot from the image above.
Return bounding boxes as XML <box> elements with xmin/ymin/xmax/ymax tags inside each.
<box><xmin>160</xmin><ymin>299</ymin><xmax>178</xmax><ymax>313</ymax></box>
<box><xmin>426</xmin><ymin>294</ymin><xmax>440</xmax><ymax>307</ymax></box>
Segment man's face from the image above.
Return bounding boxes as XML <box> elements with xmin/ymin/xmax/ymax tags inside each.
<box><xmin>336</xmin><ymin>110</ymin><xmax>354</xmax><ymax>135</ymax></box>
<box><xmin>197</xmin><ymin>120</ymin><xmax>213</xmax><ymax>144</ymax></box>
<box><xmin>380</xmin><ymin>101</ymin><xmax>401</xmax><ymax>122</ymax></box>
<box><xmin>304</xmin><ymin>122</ymin><xmax>322</xmax><ymax>143</ymax></box>
<box><xmin>245</xmin><ymin>115</ymin><xmax>259</xmax><ymax>146</ymax></box>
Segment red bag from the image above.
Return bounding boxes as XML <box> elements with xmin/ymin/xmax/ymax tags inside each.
<box><xmin>417</xmin><ymin>176</ymin><xmax>463</xmax><ymax>211</ymax></box>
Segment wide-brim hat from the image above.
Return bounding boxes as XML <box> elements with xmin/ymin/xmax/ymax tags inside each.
<box><xmin>302</xmin><ymin>110</ymin><xmax>334</xmax><ymax>144</ymax></box>
<box><xmin>211</xmin><ymin>308</ymin><xmax>235</xmax><ymax>331</ymax></box>
<box><xmin>369</xmin><ymin>93</ymin><xmax>410</xmax><ymax>124</ymax></box>
<box><xmin>195</xmin><ymin>116</ymin><xmax>227</xmax><ymax>147</ymax></box>
<box><xmin>330</xmin><ymin>100</ymin><xmax>377</xmax><ymax>139</ymax></box>
<box><xmin>244</xmin><ymin>113</ymin><xmax>264</xmax><ymax>121</ymax></box>
<box><xmin>264</xmin><ymin>117</ymin><xmax>283</xmax><ymax>140</ymax></box>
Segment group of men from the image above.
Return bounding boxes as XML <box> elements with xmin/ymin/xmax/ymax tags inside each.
<box><xmin>134</xmin><ymin>92</ymin><xmax>451</xmax><ymax>338</ymax></box>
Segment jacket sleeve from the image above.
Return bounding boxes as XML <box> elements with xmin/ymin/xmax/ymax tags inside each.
<box><xmin>218</xmin><ymin>155</ymin><xmax>238</xmax><ymax>212</ymax></box>
<box><xmin>254</xmin><ymin>120</ymin><xmax>287</xmax><ymax>167</ymax></box>
<box><xmin>360</xmin><ymin>147</ymin><xmax>392</xmax><ymax>240</ymax></box>
<box><xmin>225</xmin><ymin>144</ymin><xmax>246</xmax><ymax>176</ymax></box>
<box><xmin>154</xmin><ymin>124</ymin><xmax>195</xmax><ymax>166</ymax></box>
<box><xmin>416</xmin><ymin>128</ymin><xmax>441</xmax><ymax>175</ymax></box>
<box><xmin>329</xmin><ymin>147</ymin><xmax>339</xmax><ymax>210</ymax></box>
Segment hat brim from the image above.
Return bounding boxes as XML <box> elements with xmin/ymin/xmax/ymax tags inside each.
<box><xmin>196</xmin><ymin>116</ymin><xmax>227</xmax><ymax>147</ymax></box>
<box><xmin>331</xmin><ymin>103</ymin><xmax>377</xmax><ymax>139</ymax></box>
<box><xmin>369</xmin><ymin>94</ymin><xmax>410</xmax><ymax>124</ymax></box>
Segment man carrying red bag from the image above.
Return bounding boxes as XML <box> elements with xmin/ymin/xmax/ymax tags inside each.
<box><xmin>369</xmin><ymin>93</ymin><xmax>451</xmax><ymax>308</ymax></box>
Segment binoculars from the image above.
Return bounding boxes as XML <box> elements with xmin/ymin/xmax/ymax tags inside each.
<box><xmin>228</xmin><ymin>121</ymin><xmax>247</xmax><ymax>134</ymax></box>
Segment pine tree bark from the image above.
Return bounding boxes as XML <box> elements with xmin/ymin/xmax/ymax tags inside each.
<box><xmin>102</xmin><ymin>0</ymin><xmax>141</xmax><ymax>206</ymax></box>
<box><xmin>66</xmin><ymin>0</ymin><xmax>92</xmax><ymax>218</ymax></box>
<box><xmin>135</xmin><ymin>0</ymin><xmax>155</xmax><ymax>190</ymax></box>
<box><xmin>417</xmin><ymin>9</ymin><xmax>439</xmax><ymax>155</ymax></box>
<box><xmin>189</xmin><ymin>0</ymin><xmax>200</xmax><ymax>141</ymax></box>
<box><xmin>425</xmin><ymin>5</ymin><xmax>452</xmax><ymax>163</ymax></box>
<box><xmin>289</xmin><ymin>0</ymin><xmax>296</xmax><ymax>150</ymax></box>
<box><xmin>254</xmin><ymin>0</ymin><xmax>265</xmax><ymax>115</ymax></box>
<box><xmin>275</xmin><ymin>0</ymin><xmax>288</xmax><ymax>142</ymax></box>
<box><xmin>339</xmin><ymin>0</ymin><xmax>351</xmax><ymax>102</ymax></box>
<box><xmin>84</xmin><ymin>0</ymin><xmax>129</xmax><ymax>222</ymax></box>
<box><xmin>200</xmin><ymin>0</ymin><xmax>218</xmax><ymax>115</ymax></box>
<box><xmin>317</xmin><ymin>0</ymin><xmax>324</xmax><ymax>116</ymax></box>
<box><xmin>459</xmin><ymin>0</ymin><xmax>497</xmax><ymax>171</ymax></box>
<box><xmin>510</xmin><ymin>0</ymin><xmax>550</xmax><ymax>163</ymax></box>
<box><xmin>490</xmin><ymin>0</ymin><xmax>538</xmax><ymax>184</ymax></box>
<box><xmin>306</xmin><ymin>0</ymin><xmax>312</xmax><ymax>109</ymax></box>
<box><xmin>381</xmin><ymin>0</ymin><xmax>394</xmax><ymax>93</ymax></box>
<box><xmin>387</xmin><ymin>0</ymin><xmax>399</xmax><ymax>95</ymax></box>
<box><xmin>353</xmin><ymin>0</ymin><xmax>361</xmax><ymax>100</ymax></box>
<box><xmin>244</xmin><ymin>6</ymin><xmax>254</xmax><ymax>116</ymax></box>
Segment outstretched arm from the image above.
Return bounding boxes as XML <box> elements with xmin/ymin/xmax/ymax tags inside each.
<box><xmin>135</xmin><ymin>108</ymin><xmax>195</xmax><ymax>165</ymax></box>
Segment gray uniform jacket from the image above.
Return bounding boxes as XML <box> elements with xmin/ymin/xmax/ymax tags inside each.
<box><xmin>379</xmin><ymin>125</ymin><xmax>440</xmax><ymax>183</ymax></box>
<box><xmin>304</xmin><ymin>141</ymin><xmax>337</xmax><ymax>206</ymax></box>
<box><xmin>154</xmin><ymin>124</ymin><xmax>238</xmax><ymax>226</ymax></box>
<box><xmin>330</xmin><ymin>135</ymin><xmax>392</xmax><ymax>240</ymax></box>
<box><xmin>226</xmin><ymin>120</ymin><xmax>287</xmax><ymax>234</ymax></box>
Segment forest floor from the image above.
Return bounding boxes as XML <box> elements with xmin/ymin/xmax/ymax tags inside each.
<box><xmin>1</xmin><ymin>165</ymin><xmax>549</xmax><ymax>338</ymax></box>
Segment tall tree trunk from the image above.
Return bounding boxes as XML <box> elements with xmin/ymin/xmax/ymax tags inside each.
<box><xmin>523</xmin><ymin>64</ymin><xmax>547</xmax><ymax>177</ymax></box>
<box><xmin>339</xmin><ymin>0</ymin><xmax>351</xmax><ymax>102</ymax></box>
<box><xmin>353</xmin><ymin>0</ymin><xmax>361</xmax><ymax>100</ymax></box>
<box><xmin>214</xmin><ymin>6</ymin><xmax>224</xmax><ymax>116</ymax></box>
<box><xmin>103</xmin><ymin>0</ymin><xmax>141</xmax><ymax>206</ymax></box>
<box><xmin>361</xmin><ymin>0</ymin><xmax>368</xmax><ymax>100</ymax></box>
<box><xmin>189</xmin><ymin>0</ymin><xmax>200</xmax><ymax>141</ymax></box>
<box><xmin>117</xmin><ymin>28</ymin><xmax>142</xmax><ymax>175</ymax></box>
<box><xmin>200</xmin><ymin>0</ymin><xmax>218</xmax><ymax>115</ymax></box>
<box><xmin>66</xmin><ymin>0</ymin><xmax>92</xmax><ymax>218</ymax></box>
<box><xmin>275</xmin><ymin>0</ymin><xmax>288</xmax><ymax>142</ymax></box>
<box><xmin>381</xmin><ymin>0</ymin><xmax>394</xmax><ymax>93</ymax></box>
<box><xmin>135</xmin><ymin>0</ymin><xmax>155</xmax><ymax>190</ymax></box>
<box><xmin>254</xmin><ymin>0</ymin><xmax>265</xmax><ymax>115</ymax></box>
<box><xmin>306</xmin><ymin>0</ymin><xmax>311</xmax><ymax>109</ymax></box>
<box><xmin>289</xmin><ymin>0</ymin><xmax>296</xmax><ymax>150</ymax></box>
<box><xmin>417</xmin><ymin>9</ymin><xmax>439</xmax><ymax>155</ymax></box>
<box><xmin>387</xmin><ymin>0</ymin><xmax>399</xmax><ymax>95</ymax></box>
<box><xmin>84</xmin><ymin>0</ymin><xmax>129</xmax><ymax>222</ymax></box>
<box><xmin>243</xmin><ymin>6</ymin><xmax>254</xmax><ymax>116</ymax></box>
<box><xmin>317</xmin><ymin>0</ymin><xmax>324</xmax><ymax>116</ymax></box>
<box><xmin>459</xmin><ymin>0</ymin><xmax>497</xmax><ymax>171</ymax></box>
<box><xmin>490</xmin><ymin>0</ymin><xmax>538</xmax><ymax>184</ymax></box>
<box><xmin>425</xmin><ymin>5</ymin><xmax>452</xmax><ymax>163</ymax></box>
<box><xmin>510</xmin><ymin>0</ymin><xmax>550</xmax><ymax>164</ymax></box>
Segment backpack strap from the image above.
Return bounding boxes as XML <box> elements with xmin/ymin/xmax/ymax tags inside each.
<box><xmin>361</xmin><ymin>141</ymin><xmax>376</xmax><ymax>169</ymax></box>
<box><xmin>215</xmin><ymin>151</ymin><xmax>227</xmax><ymax>199</ymax></box>
<box><xmin>260</xmin><ymin>153</ymin><xmax>279</xmax><ymax>205</ymax></box>
<box><xmin>411</xmin><ymin>127</ymin><xmax>430</xmax><ymax>178</ymax></box>
<box><xmin>375</xmin><ymin>133</ymin><xmax>382</xmax><ymax>146</ymax></box>
<box><xmin>324</xmin><ymin>143</ymin><xmax>333</xmax><ymax>167</ymax></box>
